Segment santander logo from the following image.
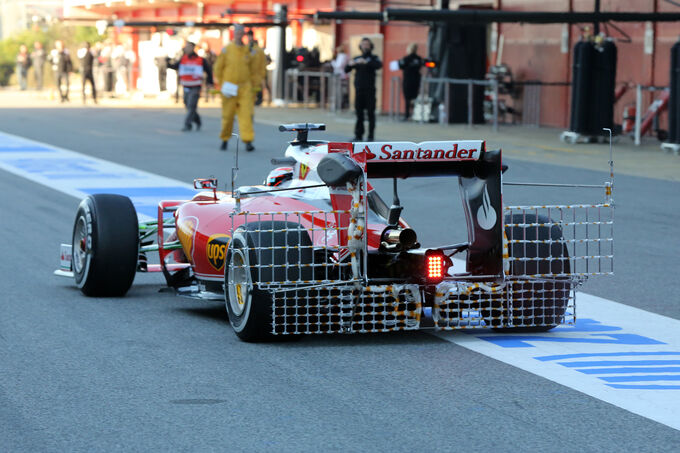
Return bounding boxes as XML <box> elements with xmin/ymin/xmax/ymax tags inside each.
<box><xmin>354</xmin><ymin>140</ymin><xmax>484</xmax><ymax>163</ymax></box>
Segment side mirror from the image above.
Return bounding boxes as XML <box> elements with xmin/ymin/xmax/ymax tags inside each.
<box><xmin>317</xmin><ymin>153</ymin><xmax>363</xmax><ymax>186</ymax></box>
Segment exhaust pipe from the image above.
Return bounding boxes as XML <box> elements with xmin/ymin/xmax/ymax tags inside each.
<box><xmin>381</xmin><ymin>228</ymin><xmax>418</xmax><ymax>250</ymax></box>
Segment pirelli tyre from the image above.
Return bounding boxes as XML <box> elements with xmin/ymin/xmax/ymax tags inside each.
<box><xmin>71</xmin><ymin>194</ymin><xmax>139</xmax><ymax>297</ymax></box>
<box><xmin>497</xmin><ymin>213</ymin><xmax>571</xmax><ymax>332</ymax></box>
<box><xmin>225</xmin><ymin>221</ymin><xmax>313</xmax><ymax>342</ymax></box>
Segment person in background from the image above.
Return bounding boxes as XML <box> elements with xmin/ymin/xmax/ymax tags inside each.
<box><xmin>166</xmin><ymin>41</ymin><xmax>213</xmax><ymax>132</ymax></box>
<box><xmin>30</xmin><ymin>42</ymin><xmax>45</xmax><ymax>91</ymax></box>
<box><xmin>398</xmin><ymin>43</ymin><xmax>425</xmax><ymax>121</ymax></box>
<box><xmin>92</xmin><ymin>42</ymin><xmax>103</xmax><ymax>93</ymax></box>
<box><xmin>16</xmin><ymin>45</ymin><xmax>31</xmax><ymax>91</ymax></box>
<box><xmin>197</xmin><ymin>42</ymin><xmax>217</xmax><ymax>102</ymax></box>
<box><xmin>214</xmin><ymin>24</ymin><xmax>256</xmax><ymax>152</ymax></box>
<box><xmin>345</xmin><ymin>37</ymin><xmax>382</xmax><ymax>142</ymax></box>
<box><xmin>99</xmin><ymin>42</ymin><xmax>114</xmax><ymax>96</ymax></box>
<box><xmin>154</xmin><ymin>43</ymin><xmax>168</xmax><ymax>93</ymax></box>
<box><xmin>246</xmin><ymin>30</ymin><xmax>266</xmax><ymax>107</ymax></box>
<box><xmin>50</xmin><ymin>40</ymin><xmax>73</xmax><ymax>102</ymax></box>
<box><xmin>78</xmin><ymin>42</ymin><xmax>97</xmax><ymax>104</ymax></box>
<box><xmin>330</xmin><ymin>44</ymin><xmax>349</xmax><ymax>109</ymax></box>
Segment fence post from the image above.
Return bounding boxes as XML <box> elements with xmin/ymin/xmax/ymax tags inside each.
<box><xmin>303</xmin><ymin>73</ymin><xmax>309</xmax><ymax>107</ymax></box>
<box><xmin>320</xmin><ymin>73</ymin><xmax>326</xmax><ymax>109</ymax></box>
<box><xmin>419</xmin><ymin>77</ymin><xmax>426</xmax><ymax>124</ymax></box>
<box><xmin>396</xmin><ymin>78</ymin><xmax>401</xmax><ymax>120</ymax></box>
<box><xmin>443</xmin><ymin>81</ymin><xmax>450</xmax><ymax>125</ymax></box>
<box><xmin>331</xmin><ymin>75</ymin><xmax>337</xmax><ymax>112</ymax></box>
<box><xmin>635</xmin><ymin>84</ymin><xmax>642</xmax><ymax>146</ymax></box>
<box><xmin>492</xmin><ymin>79</ymin><xmax>499</xmax><ymax>132</ymax></box>
<box><xmin>389</xmin><ymin>76</ymin><xmax>394</xmax><ymax>120</ymax></box>
<box><xmin>292</xmin><ymin>70</ymin><xmax>298</xmax><ymax>105</ymax></box>
<box><xmin>283</xmin><ymin>70</ymin><xmax>289</xmax><ymax>105</ymax></box>
<box><xmin>467</xmin><ymin>80</ymin><xmax>473</xmax><ymax>127</ymax></box>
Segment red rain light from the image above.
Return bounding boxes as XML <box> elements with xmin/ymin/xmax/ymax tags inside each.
<box><xmin>426</xmin><ymin>254</ymin><xmax>444</xmax><ymax>281</ymax></box>
<box><xmin>296</xmin><ymin>55</ymin><xmax>304</xmax><ymax>62</ymax></box>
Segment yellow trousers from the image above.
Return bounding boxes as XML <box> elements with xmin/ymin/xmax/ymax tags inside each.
<box><xmin>220</xmin><ymin>85</ymin><xmax>254</xmax><ymax>143</ymax></box>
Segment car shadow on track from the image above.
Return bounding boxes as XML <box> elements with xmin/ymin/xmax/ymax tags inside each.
<box><xmin>176</xmin><ymin>305</ymin><xmax>229</xmax><ymax>325</ymax></box>
<box><xmin>176</xmin><ymin>304</ymin><xmax>453</xmax><ymax>346</ymax></box>
<box><xmin>290</xmin><ymin>330</ymin><xmax>449</xmax><ymax>347</ymax></box>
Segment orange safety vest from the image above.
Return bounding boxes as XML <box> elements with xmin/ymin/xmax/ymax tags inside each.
<box><xmin>178</xmin><ymin>54</ymin><xmax>204</xmax><ymax>87</ymax></box>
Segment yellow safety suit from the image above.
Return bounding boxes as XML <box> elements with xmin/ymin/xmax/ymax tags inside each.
<box><xmin>214</xmin><ymin>42</ymin><xmax>256</xmax><ymax>143</ymax></box>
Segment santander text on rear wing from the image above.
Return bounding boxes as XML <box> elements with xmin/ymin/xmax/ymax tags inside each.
<box><xmin>350</xmin><ymin>140</ymin><xmax>487</xmax><ymax>178</ymax></box>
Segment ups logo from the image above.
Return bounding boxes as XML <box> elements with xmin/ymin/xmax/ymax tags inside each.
<box><xmin>206</xmin><ymin>234</ymin><xmax>230</xmax><ymax>271</ymax></box>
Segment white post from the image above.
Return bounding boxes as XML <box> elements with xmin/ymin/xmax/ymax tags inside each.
<box><xmin>635</xmin><ymin>84</ymin><xmax>642</xmax><ymax>146</ymax></box>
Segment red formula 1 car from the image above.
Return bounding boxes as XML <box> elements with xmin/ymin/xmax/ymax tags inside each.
<box><xmin>58</xmin><ymin>123</ymin><xmax>614</xmax><ymax>342</ymax></box>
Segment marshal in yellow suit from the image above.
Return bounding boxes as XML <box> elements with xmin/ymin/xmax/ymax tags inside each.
<box><xmin>214</xmin><ymin>40</ymin><xmax>256</xmax><ymax>145</ymax></box>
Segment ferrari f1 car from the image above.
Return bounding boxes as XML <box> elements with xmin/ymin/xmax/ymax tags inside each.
<box><xmin>58</xmin><ymin>123</ymin><xmax>614</xmax><ymax>342</ymax></box>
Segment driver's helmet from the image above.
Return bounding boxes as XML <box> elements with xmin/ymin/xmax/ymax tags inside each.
<box><xmin>265</xmin><ymin>167</ymin><xmax>293</xmax><ymax>187</ymax></box>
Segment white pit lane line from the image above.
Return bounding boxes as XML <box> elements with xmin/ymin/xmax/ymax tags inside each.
<box><xmin>2</xmin><ymin>131</ymin><xmax>680</xmax><ymax>430</ymax></box>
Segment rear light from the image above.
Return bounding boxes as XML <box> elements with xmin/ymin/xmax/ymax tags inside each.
<box><xmin>296</xmin><ymin>55</ymin><xmax>304</xmax><ymax>62</ymax></box>
<box><xmin>425</xmin><ymin>61</ymin><xmax>436</xmax><ymax>68</ymax></box>
<box><xmin>425</xmin><ymin>250</ymin><xmax>446</xmax><ymax>283</ymax></box>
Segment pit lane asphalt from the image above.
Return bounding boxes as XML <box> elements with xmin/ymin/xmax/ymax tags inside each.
<box><xmin>1</xmin><ymin>100</ymin><xmax>679</xmax><ymax>451</ymax></box>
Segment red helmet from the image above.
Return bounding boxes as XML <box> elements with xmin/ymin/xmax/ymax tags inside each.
<box><xmin>265</xmin><ymin>167</ymin><xmax>293</xmax><ymax>187</ymax></box>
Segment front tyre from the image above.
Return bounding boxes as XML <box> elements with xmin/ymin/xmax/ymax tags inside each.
<box><xmin>72</xmin><ymin>194</ymin><xmax>139</xmax><ymax>297</ymax></box>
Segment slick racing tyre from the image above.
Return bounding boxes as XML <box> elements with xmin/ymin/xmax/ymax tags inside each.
<box><xmin>72</xmin><ymin>194</ymin><xmax>139</xmax><ymax>297</ymax></box>
<box><xmin>496</xmin><ymin>213</ymin><xmax>571</xmax><ymax>332</ymax></box>
<box><xmin>225</xmin><ymin>221</ymin><xmax>313</xmax><ymax>342</ymax></box>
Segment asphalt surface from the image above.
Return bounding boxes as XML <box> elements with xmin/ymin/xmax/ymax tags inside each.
<box><xmin>1</xmin><ymin>99</ymin><xmax>680</xmax><ymax>451</ymax></box>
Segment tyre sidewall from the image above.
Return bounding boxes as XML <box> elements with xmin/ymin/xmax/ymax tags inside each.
<box><xmin>225</xmin><ymin>232</ymin><xmax>256</xmax><ymax>333</ymax></box>
<box><xmin>72</xmin><ymin>198</ymin><xmax>95</xmax><ymax>289</ymax></box>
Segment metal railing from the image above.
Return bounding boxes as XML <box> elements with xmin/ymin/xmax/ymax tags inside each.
<box><xmin>634</xmin><ymin>84</ymin><xmax>670</xmax><ymax>146</ymax></box>
<box><xmin>284</xmin><ymin>69</ymin><xmax>348</xmax><ymax>111</ymax></box>
<box><xmin>387</xmin><ymin>76</ymin><xmax>499</xmax><ymax>131</ymax></box>
<box><xmin>388</xmin><ymin>76</ymin><xmax>402</xmax><ymax>120</ymax></box>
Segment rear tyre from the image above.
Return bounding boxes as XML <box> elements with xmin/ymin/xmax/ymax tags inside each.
<box><xmin>495</xmin><ymin>213</ymin><xmax>570</xmax><ymax>332</ymax></box>
<box><xmin>225</xmin><ymin>221</ymin><xmax>313</xmax><ymax>342</ymax></box>
<box><xmin>72</xmin><ymin>194</ymin><xmax>139</xmax><ymax>297</ymax></box>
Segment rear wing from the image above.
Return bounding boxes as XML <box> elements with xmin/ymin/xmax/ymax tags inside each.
<box><xmin>322</xmin><ymin>140</ymin><xmax>503</xmax><ymax>276</ymax></box>
<box><xmin>351</xmin><ymin>140</ymin><xmax>487</xmax><ymax>178</ymax></box>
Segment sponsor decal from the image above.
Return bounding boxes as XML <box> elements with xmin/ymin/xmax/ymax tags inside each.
<box><xmin>299</xmin><ymin>163</ymin><xmax>310</xmax><ymax>180</ymax></box>
<box><xmin>60</xmin><ymin>243</ymin><xmax>72</xmax><ymax>270</ymax></box>
<box><xmin>177</xmin><ymin>216</ymin><xmax>198</xmax><ymax>262</ymax></box>
<box><xmin>206</xmin><ymin>234</ymin><xmax>230</xmax><ymax>271</ymax></box>
<box><xmin>476</xmin><ymin>184</ymin><xmax>497</xmax><ymax>230</ymax></box>
<box><xmin>354</xmin><ymin>140</ymin><xmax>484</xmax><ymax>163</ymax></box>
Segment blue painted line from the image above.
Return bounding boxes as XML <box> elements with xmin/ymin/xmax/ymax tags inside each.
<box><xmin>79</xmin><ymin>187</ymin><xmax>197</xmax><ymax>198</ymax></box>
<box><xmin>551</xmin><ymin>318</ymin><xmax>622</xmax><ymax>332</ymax></box>
<box><xmin>0</xmin><ymin>146</ymin><xmax>54</xmax><ymax>152</ymax></box>
<box><xmin>575</xmin><ymin>367</ymin><xmax>680</xmax><ymax>375</ymax></box>
<box><xmin>559</xmin><ymin>360</ymin><xmax>680</xmax><ymax>368</ymax></box>
<box><xmin>600</xmin><ymin>375</ymin><xmax>680</xmax><ymax>383</ymax></box>
<box><xmin>79</xmin><ymin>187</ymin><xmax>199</xmax><ymax>220</ymax></box>
<box><xmin>607</xmin><ymin>384</ymin><xmax>680</xmax><ymax>390</ymax></box>
<box><xmin>535</xmin><ymin>351</ymin><xmax>680</xmax><ymax>362</ymax></box>
<box><xmin>478</xmin><ymin>333</ymin><xmax>665</xmax><ymax>348</ymax></box>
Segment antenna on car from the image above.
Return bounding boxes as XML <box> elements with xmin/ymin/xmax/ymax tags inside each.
<box><xmin>231</xmin><ymin>132</ymin><xmax>240</xmax><ymax>209</ymax></box>
<box><xmin>603</xmin><ymin>127</ymin><xmax>614</xmax><ymax>203</ymax></box>
<box><xmin>278</xmin><ymin>123</ymin><xmax>326</xmax><ymax>143</ymax></box>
